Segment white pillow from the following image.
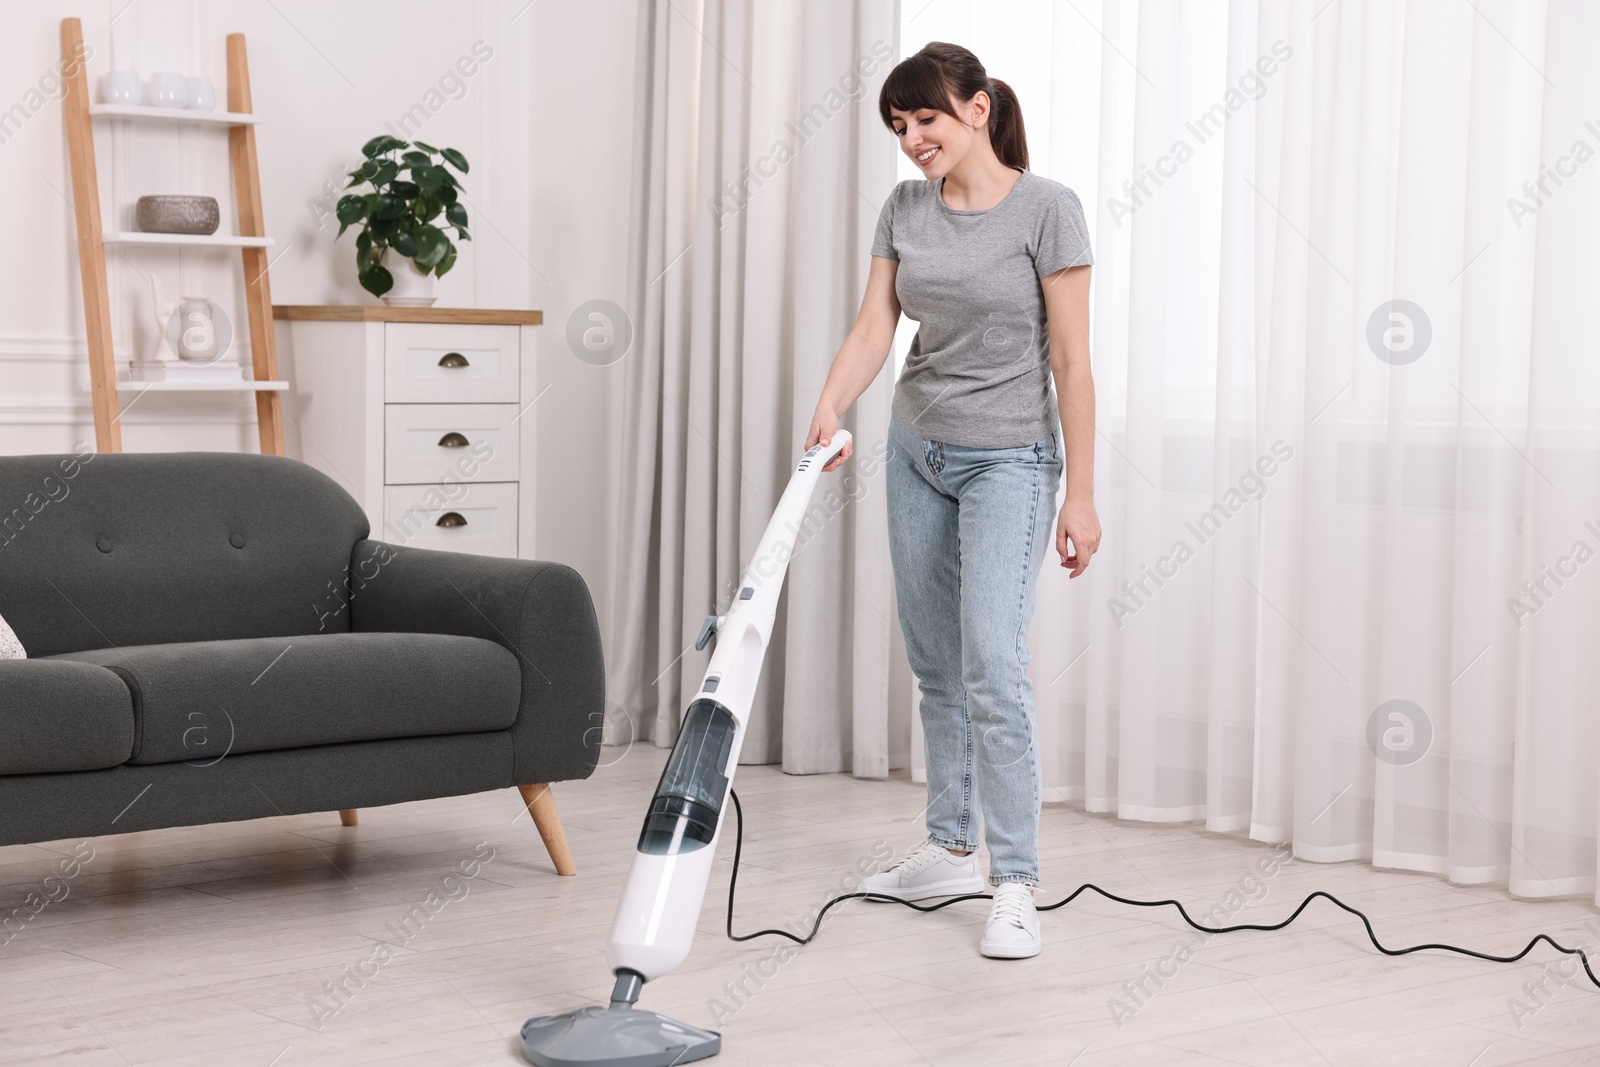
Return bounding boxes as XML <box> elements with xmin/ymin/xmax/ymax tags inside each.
<box><xmin>0</xmin><ymin>613</ymin><xmax>24</xmax><ymax>658</ymax></box>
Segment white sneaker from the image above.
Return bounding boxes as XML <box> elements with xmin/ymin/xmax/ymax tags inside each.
<box><xmin>860</xmin><ymin>839</ymin><xmax>985</xmax><ymax>902</ymax></box>
<box><xmin>980</xmin><ymin>883</ymin><xmax>1041</xmax><ymax>959</ymax></box>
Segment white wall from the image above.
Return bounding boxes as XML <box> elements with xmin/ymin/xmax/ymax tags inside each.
<box><xmin>0</xmin><ymin>0</ymin><xmax>635</xmax><ymax>627</ymax></box>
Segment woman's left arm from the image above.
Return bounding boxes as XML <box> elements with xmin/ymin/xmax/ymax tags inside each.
<box><xmin>1042</xmin><ymin>264</ymin><xmax>1100</xmax><ymax>577</ymax></box>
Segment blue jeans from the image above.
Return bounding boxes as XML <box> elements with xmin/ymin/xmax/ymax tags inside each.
<box><xmin>886</xmin><ymin>414</ymin><xmax>1061</xmax><ymax>886</ymax></box>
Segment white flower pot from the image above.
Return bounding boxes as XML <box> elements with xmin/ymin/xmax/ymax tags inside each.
<box><xmin>382</xmin><ymin>259</ymin><xmax>437</xmax><ymax>307</ymax></box>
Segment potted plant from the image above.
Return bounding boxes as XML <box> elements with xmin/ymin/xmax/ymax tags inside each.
<box><xmin>335</xmin><ymin>135</ymin><xmax>471</xmax><ymax>305</ymax></box>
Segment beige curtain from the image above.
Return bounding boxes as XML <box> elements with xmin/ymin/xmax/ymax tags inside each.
<box><xmin>608</xmin><ymin>0</ymin><xmax>901</xmax><ymax>774</ymax></box>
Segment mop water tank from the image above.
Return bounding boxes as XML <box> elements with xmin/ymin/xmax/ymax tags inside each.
<box><xmin>637</xmin><ymin>699</ymin><xmax>738</xmax><ymax>856</ymax></box>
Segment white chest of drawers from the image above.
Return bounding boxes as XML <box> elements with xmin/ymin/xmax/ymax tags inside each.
<box><xmin>273</xmin><ymin>306</ymin><xmax>542</xmax><ymax>560</ymax></box>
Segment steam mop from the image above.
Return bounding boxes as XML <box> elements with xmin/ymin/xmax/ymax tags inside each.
<box><xmin>520</xmin><ymin>431</ymin><xmax>853</xmax><ymax>1067</ymax></box>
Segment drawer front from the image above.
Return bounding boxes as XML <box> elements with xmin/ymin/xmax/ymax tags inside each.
<box><xmin>381</xmin><ymin>482</ymin><xmax>518</xmax><ymax>559</ymax></box>
<box><xmin>385</xmin><ymin>323</ymin><xmax>519</xmax><ymax>403</ymax></box>
<box><xmin>384</xmin><ymin>403</ymin><xmax>520</xmax><ymax>485</ymax></box>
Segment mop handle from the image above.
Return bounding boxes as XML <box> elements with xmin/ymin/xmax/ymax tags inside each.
<box><xmin>692</xmin><ymin>430</ymin><xmax>854</xmax><ymax>658</ymax></box>
<box><xmin>732</xmin><ymin>430</ymin><xmax>852</xmax><ymax>617</ymax></box>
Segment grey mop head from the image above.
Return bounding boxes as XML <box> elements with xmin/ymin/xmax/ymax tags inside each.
<box><xmin>519</xmin><ymin>1004</ymin><xmax>720</xmax><ymax>1067</ymax></box>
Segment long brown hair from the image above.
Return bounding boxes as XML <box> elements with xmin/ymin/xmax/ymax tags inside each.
<box><xmin>878</xmin><ymin>42</ymin><xmax>1028</xmax><ymax>171</ymax></box>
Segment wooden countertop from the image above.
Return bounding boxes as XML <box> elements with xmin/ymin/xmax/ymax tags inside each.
<box><xmin>273</xmin><ymin>305</ymin><xmax>543</xmax><ymax>325</ymax></box>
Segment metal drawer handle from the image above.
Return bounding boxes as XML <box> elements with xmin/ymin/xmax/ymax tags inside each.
<box><xmin>437</xmin><ymin>432</ymin><xmax>470</xmax><ymax>448</ymax></box>
<box><xmin>438</xmin><ymin>352</ymin><xmax>469</xmax><ymax>368</ymax></box>
<box><xmin>436</xmin><ymin>511</ymin><xmax>468</xmax><ymax>527</ymax></box>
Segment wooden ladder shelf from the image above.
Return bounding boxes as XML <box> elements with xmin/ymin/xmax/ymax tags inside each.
<box><xmin>60</xmin><ymin>17</ymin><xmax>286</xmax><ymax>456</ymax></box>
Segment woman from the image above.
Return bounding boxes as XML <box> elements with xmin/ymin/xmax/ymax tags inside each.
<box><xmin>805</xmin><ymin>42</ymin><xmax>1100</xmax><ymax>960</ymax></box>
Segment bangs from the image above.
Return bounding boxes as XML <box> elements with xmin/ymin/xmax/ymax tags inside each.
<box><xmin>878</xmin><ymin>53</ymin><xmax>957</xmax><ymax>129</ymax></box>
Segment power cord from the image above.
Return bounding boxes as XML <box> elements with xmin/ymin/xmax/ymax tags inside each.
<box><xmin>723</xmin><ymin>790</ymin><xmax>1600</xmax><ymax>989</ymax></box>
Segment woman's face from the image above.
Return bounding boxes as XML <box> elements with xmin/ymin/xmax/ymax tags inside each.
<box><xmin>889</xmin><ymin>94</ymin><xmax>988</xmax><ymax>179</ymax></box>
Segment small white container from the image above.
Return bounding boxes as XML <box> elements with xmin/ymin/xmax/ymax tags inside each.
<box><xmin>99</xmin><ymin>70</ymin><xmax>140</xmax><ymax>105</ymax></box>
<box><xmin>144</xmin><ymin>72</ymin><xmax>184</xmax><ymax>108</ymax></box>
<box><xmin>184</xmin><ymin>75</ymin><xmax>216</xmax><ymax>110</ymax></box>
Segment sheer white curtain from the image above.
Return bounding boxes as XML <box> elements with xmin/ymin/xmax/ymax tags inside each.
<box><xmin>609</xmin><ymin>0</ymin><xmax>901</xmax><ymax>773</ymax></box>
<box><xmin>909</xmin><ymin>0</ymin><xmax>1600</xmax><ymax>900</ymax></box>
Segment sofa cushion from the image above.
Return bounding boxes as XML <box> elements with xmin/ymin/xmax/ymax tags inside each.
<box><xmin>0</xmin><ymin>452</ymin><xmax>370</xmax><ymax>657</ymax></box>
<box><xmin>48</xmin><ymin>632</ymin><xmax>520</xmax><ymax>766</ymax></box>
<box><xmin>0</xmin><ymin>660</ymin><xmax>134</xmax><ymax>773</ymax></box>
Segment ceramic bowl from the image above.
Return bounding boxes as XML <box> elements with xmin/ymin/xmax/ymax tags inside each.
<box><xmin>135</xmin><ymin>195</ymin><xmax>220</xmax><ymax>235</ymax></box>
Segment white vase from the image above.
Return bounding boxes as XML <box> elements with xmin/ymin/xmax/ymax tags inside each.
<box><xmin>381</xmin><ymin>260</ymin><xmax>437</xmax><ymax>307</ymax></box>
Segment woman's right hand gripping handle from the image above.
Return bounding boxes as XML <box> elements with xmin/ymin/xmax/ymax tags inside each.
<box><xmin>806</xmin><ymin>405</ymin><xmax>853</xmax><ymax>473</ymax></box>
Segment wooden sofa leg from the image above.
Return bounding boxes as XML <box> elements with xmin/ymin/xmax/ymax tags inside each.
<box><xmin>338</xmin><ymin>809</ymin><xmax>359</xmax><ymax>826</ymax></box>
<box><xmin>518</xmin><ymin>783</ymin><xmax>576</xmax><ymax>876</ymax></box>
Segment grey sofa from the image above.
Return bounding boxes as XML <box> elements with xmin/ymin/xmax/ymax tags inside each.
<box><xmin>0</xmin><ymin>450</ymin><xmax>602</xmax><ymax>874</ymax></box>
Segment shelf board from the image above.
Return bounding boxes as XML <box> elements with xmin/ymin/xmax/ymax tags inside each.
<box><xmin>119</xmin><ymin>379</ymin><xmax>288</xmax><ymax>392</ymax></box>
<box><xmin>273</xmin><ymin>305</ymin><xmax>544</xmax><ymax>325</ymax></box>
<box><xmin>90</xmin><ymin>103</ymin><xmax>260</xmax><ymax>126</ymax></box>
<box><xmin>109</xmin><ymin>232</ymin><xmax>274</xmax><ymax>248</ymax></box>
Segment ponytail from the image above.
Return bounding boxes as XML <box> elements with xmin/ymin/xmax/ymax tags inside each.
<box><xmin>984</xmin><ymin>78</ymin><xmax>1028</xmax><ymax>171</ymax></box>
<box><xmin>878</xmin><ymin>42</ymin><xmax>1030</xmax><ymax>171</ymax></box>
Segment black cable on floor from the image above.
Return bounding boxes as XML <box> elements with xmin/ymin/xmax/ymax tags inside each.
<box><xmin>723</xmin><ymin>789</ymin><xmax>1600</xmax><ymax>989</ymax></box>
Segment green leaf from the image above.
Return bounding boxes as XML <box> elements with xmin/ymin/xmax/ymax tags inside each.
<box><xmin>445</xmin><ymin>201</ymin><xmax>469</xmax><ymax>229</ymax></box>
<box><xmin>434</xmin><ymin>243</ymin><xmax>457</xmax><ymax>278</ymax></box>
<box><xmin>440</xmin><ymin>147</ymin><xmax>469</xmax><ymax>173</ymax></box>
<box><xmin>371</xmin><ymin>160</ymin><xmax>399</xmax><ymax>187</ymax></box>
<box><xmin>390</xmin><ymin>229</ymin><xmax>420</xmax><ymax>257</ymax></box>
<box><xmin>335</xmin><ymin>195</ymin><xmax>368</xmax><ymax>226</ymax></box>
<box><xmin>373</xmin><ymin>194</ymin><xmax>406</xmax><ymax>220</ymax></box>
<box><xmin>454</xmin><ymin>226</ymin><xmax>470</xmax><ymax>242</ymax></box>
<box><xmin>369</xmin><ymin>216</ymin><xmax>400</xmax><ymax>239</ymax></box>
<box><xmin>362</xmin><ymin>134</ymin><xmax>407</xmax><ymax>158</ymax></box>
<box><xmin>413</xmin><ymin>224</ymin><xmax>449</xmax><ymax>268</ymax></box>
<box><xmin>435</xmin><ymin>183</ymin><xmax>457</xmax><ymax>205</ymax></box>
<box><xmin>388</xmin><ymin>180</ymin><xmax>420</xmax><ymax>200</ymax></box>
<box><xmin>412</xmin><ymin>195</ymin><xmax>442</xmax><ymax>223</ymax></box>
<box><xmin>358</xmin><ymin>263</ymin><xmax>394</xmax><ymax>297</ymax></box>
<box><xmin>412</xmin><ymin>140</ymin><xmax>439</xmax><ymax>153</ymax></box>
<box><xmin>357</xmin><ymin>233</ymin><xmax>384</xmax><ymax>269</ymax></box>
<box><xmin>401</xmin><ymin>150</ymin><xmax>431</xmax><ymax>169</ymax></box>
<box><xmin>415</xmin><ymin>164</ymin><xmax>447</xmax><ymax>195</ymax></box>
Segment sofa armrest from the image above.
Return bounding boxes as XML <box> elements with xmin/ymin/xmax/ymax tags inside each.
<box><xmin>347</xmin><ymin>539</ymin><xmax>604</xmax><ymax>786</ymax></box>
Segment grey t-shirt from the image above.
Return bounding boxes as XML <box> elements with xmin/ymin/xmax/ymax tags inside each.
<box><xmin>871</xmin><ymin>170</ymin><xmax>1093</xmax><ymax>448</ymax></box>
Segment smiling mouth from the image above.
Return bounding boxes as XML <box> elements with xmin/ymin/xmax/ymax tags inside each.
<box><xmin>914</xmin><ymin>146</ymin><xmax>939</xmax><ymax>166</ymax></box>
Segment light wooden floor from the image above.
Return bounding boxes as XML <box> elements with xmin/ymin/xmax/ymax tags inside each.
<box><xmin>4</xmin><ymin>746</ymin><xmax>1600</xmax><ymax>1066</ymax></box>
